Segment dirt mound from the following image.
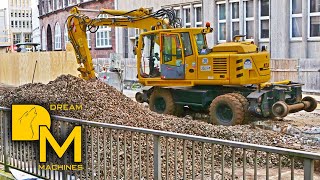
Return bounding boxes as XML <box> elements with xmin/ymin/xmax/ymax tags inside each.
<box><xmin>0</xmin><ymin>75</ymin><xmax>315</xmax><ymax>179</ymax></box>
<box><xmin>0</xmin><ymin>75</ymin><xmax>294</xmax><ymax>145</ymax></box>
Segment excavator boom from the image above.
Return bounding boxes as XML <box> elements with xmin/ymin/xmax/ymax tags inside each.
<box><xmin>67</xmin><ymin>7</ymin><xmax>180</xmax><ymax>80</ymax></box>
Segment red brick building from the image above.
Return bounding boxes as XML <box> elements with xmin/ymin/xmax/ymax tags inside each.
<box><xmin>38</xmin><ymin>0</ymin><xmax>115</xmax><ymax>59</ymax></box>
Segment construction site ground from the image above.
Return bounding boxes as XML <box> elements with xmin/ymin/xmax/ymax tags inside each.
<box><xmin>2</xmin><ymin>82</ymin><xmax>319</xmax><ymax>151</ymax></box>
<box><xmin>1</xmin><ymin>83</ymin><xmax>320</xmax><ymax>147</ymax></box>
<box><xmin>0</xmin><ymin>81</ymin><xmax>319</xmax><ymax>179</ymax></box>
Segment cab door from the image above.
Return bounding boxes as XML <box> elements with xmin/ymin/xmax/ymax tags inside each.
<box><xmin>160</xmin><ymin>33</ymin><xmax>185</xmax><ymax>79</ymax></box>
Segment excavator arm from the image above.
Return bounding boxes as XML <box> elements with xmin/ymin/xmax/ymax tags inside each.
<box><xmin>66</xmin><ymin>7</ymin><xmax>179</xmax><ymax>80</ymax></box>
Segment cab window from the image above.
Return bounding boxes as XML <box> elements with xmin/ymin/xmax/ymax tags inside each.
<box><xmin>180</xmin><ymin>32</ymin><xmax>193</xmax><ymax>56</ymax></box>
<box><xmin>195</xmin><ymin>33</ymin><xmax>206</xmax><ymax>52</ymax></box>
<box><xmin>162</xmin><ymin>34</ymin><xmax>182</xmax><ymax>64</ymax></box>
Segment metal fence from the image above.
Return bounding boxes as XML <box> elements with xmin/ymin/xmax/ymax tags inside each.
<box><xmin>0</xmin><ymin>107</ymin><xmax>320</xmax><ymax>180</ymax></box>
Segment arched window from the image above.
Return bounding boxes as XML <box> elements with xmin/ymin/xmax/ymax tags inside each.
<box><xmin>42</xmin><ymin>27</ymin><xmax>47</xmax><ymax>50</ymax></box>
<box><xmin>64</xmin><ymin>23</ymin><xmax>69</xmax><ymax>49</ymax></box>
<box><xmin>54</xmin><ymin>22</ymin><xmax>61</xmax><ymax>50</ymax></box>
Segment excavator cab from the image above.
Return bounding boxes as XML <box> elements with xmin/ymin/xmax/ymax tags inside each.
<box><xmin>138</xmin><ymin>31</ymin><xmax>187</xmax><ymax>80</ymax></box>
<box><xmin>137</xmin><ymin>28</ymin><xmax>212</xmax><ymax>86</ymax></box>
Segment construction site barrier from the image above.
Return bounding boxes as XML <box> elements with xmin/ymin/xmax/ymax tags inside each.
<box><xmin>0</xmin><ymin>51</ymin><xmax>79</xmax><ymax>87</ymax></box>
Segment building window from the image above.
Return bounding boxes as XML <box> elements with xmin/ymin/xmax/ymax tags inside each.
<box><xmin>183</xmin><ymin>6</ymin><xmax>191</xmax><ymax>28</ymax></box>
<box><xmin>134</xmin><ymin>28</ymin><xmax>140</xmax><ymax>37</ymax></box>
<box><xmin>194</xmin><ymin>5</ymin><xmax>202</xmax><ymax>27</ymax></box>
<box><xmin>64</xmin><ymin>23</ymin><xmax>69</xmax><ymax>48</ymax></box>
<box><xmin>217</xmin><ymin>2</ymin><xmax>226</xmax><ymax>41</ymax></box>
<box><xmin>174</xmin><ymin>7</ymin><xmax>180</xmax><ymax>19</ymax></box>
<box><xmin>13</xmin><ymin>33</ymin><xmax>21</xmax><ymax>44</ymax></box>
<box><xmin>231</xmin><ymin>2</ymin><xmax>240</xmax><ymax>38</ymax></box>
<box><xmin>53</xmin><ymin>0</ymin><xmax>57</xmax><ymax>10</ymax></box>
<box><xmin>42</xmin><ymin>27</ymin><xmax>47</xmax><ymax>50</ymax></box>
<box><xmin>22</xmin><ymin>21</ymin><xmax>25</xmax><ymax>28</ymax></box>
<box><xmin>48</xmin><ymin>0</ymin><xmax>52</xmax><ymax>12</ymax></box>
<box><xmin>96</xmin><ymin>14</ymin><xmax>112</xmax><ymax>48</ymax></box>
<box><xmin>68</xmin><ymin>0</ymin><xmax>74</xmax><ymax>6</ymax></box>
<box><xmin>25</xmin><ymin>33</ymin><xmax>31</xmax><ymax>42</ymax></box>
<box><xmin>54</xmin><ymin>22</ymin><xmax>62</xmax><ymax>50</ymax></box>
<box><xmin>259</xmin><ymin>0</ymin><xmax>270</xmax><ymax>40</ymax></box>
<box><xmin>290</xmin><ymin>0</ymin><xmax>302</xmax><ymax>39</ymax></box>
<box><xmin>87</xmin><ymin>28</ymin><xmax>91</xmax><ymax>48</ymax></box>
<box><xmin>310</xmin><ymin>0</ymin><xmax>320</xmax><ymax>37</ymax></box>
<box><xmin>245</xmin><ymin>0</ymin><xmax>255</xmax><ymax>40</ymax></box>
<box><xmin>11</xmin><ymin>21</ymin><xmax>14</xmax><ymax>28</ymax></box>
<box><xmin>123</xmin><ymin>28</ymin><xmax>128</xmax><ymax>58</ymax></box>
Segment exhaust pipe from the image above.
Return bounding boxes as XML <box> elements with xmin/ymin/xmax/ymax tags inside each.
<box><xmin>272</xmin><ymin>96</ymin><xmax>317</xmax><ymax>118</ymax></box>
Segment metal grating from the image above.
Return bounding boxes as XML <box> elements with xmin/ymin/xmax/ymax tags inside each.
<box><xmin>213</xmin><ymin>58</ymin><xmax>227</xmax><ymax>74</ymax></box>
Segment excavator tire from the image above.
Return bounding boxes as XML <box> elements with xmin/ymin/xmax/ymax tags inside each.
<box><xmin>149</xmin><ymin>88</ymin><xmax>175</xmax><ymax>115</ymax></box>
<box><xmin>229</xmin><ymin>93</ymin><xmax>251</xmax><ymax>124</ymax></box>
<box><xmin>209</xmin><ymin>94</ymin><xmax>245</xmax><ymax>126</ymax></box>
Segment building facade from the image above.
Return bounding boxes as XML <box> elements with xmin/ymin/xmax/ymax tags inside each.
<box><xmin>0</xmin><ymin>9</ymin><xmax>9</xmax><ymax>46</ymax></box>
<box><xmin>38</xmin><ymin>0</ymin><xmax>115</xmax><ymax>59</ymax></box>
<box><xmin>8</xmin><ymin>0</ymin><xmax>32</xmax><ymax>44</ymax></box>
<box><xmin>116</xmin><ymin>0</ymin><xmax>320</xmax><ymax>60</ymax></box>
<box><xmin>31</xmin><ymin>0</ymin><xmax>41</xmax><ymax>45</ymax></box>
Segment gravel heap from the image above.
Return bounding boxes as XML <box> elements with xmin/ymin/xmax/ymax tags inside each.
<box><xmin>0</xmin><ymin>84</ymin><xmax>15</xmax><ymax>96</ymax></box>
<box><xmin>0</xmin><ymin>75</ymin><xmax>316</xmax><ymax>179</ymax></box>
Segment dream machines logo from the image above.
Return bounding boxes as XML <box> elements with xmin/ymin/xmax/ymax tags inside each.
<box><xmin>11</xmin><ymin>105</ymin><xmax>83</xmax><ymax>170</ymax></box>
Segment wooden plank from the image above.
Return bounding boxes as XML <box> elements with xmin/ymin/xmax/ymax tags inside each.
<box><xmin>0</xmin><ymin>51</ymin><xmax>80</xmax><ymax>86</ymax></box>
<box><xmin>299</xmin><ymin>59</ymin><xmax>320</xmax><ymax>93</ymax></box>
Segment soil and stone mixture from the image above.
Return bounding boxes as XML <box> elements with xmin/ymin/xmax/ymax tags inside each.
<box><xmin>0</xmin><ymin>75</ymin><xmax>319</xmax><ymax>179</ymax></box>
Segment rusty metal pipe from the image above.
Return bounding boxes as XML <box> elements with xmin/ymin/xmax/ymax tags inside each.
<box><xmin>288</xmin><ymin>103</ymin><xmax>306</xmax><ymax>113</ymax></box>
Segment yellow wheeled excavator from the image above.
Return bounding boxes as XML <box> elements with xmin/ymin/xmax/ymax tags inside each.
<box><xmin>67</xmin><ymin>7</ymin><xmax>317</xmax><ymax>126</ymax></box>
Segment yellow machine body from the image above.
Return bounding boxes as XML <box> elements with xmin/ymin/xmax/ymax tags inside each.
<box><xmin>66</xmin><ymin>7</ymin><xmax>319</xmax><ymax>125</ymax></box>
<box><xmin>136</xmin><ymin>29</ymin><xmax>270</xmax><ymax>86</ymax></box>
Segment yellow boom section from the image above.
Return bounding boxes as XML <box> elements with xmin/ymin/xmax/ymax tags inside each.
<box><xmin>67</xmin><ymin>7</ymin><xmax>179</xmax><ymax>80</ymax></box>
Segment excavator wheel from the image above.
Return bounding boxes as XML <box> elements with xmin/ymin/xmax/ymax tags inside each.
<box><xmin>149</xmin><ymin>88</ymin><xmax>175</xmax><ymax>115</ymax></box>
<box><xmin>229</xmin><ymin>93</ymin><xmax>251</xmax><ymax>124</ymax></box>
<box><xmin>209</xmin><ymin>94</ymin><xmax>245</xmax><ymax>126</ymax></box>
<box><xmin>302</xmin><ymin>96</ymin><xmax>318</xmax><ymax>112</ymax></box>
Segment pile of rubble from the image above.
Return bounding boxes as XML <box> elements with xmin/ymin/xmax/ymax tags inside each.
<box><xmin>0</xmin><ymin>75</ymin><xmax>317</xmax><ymax>179</ymax></box>
<box><xmin>0</xmin><ymin>83</ymin><xmax>15</xmax><ymax>97</ymax></box>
